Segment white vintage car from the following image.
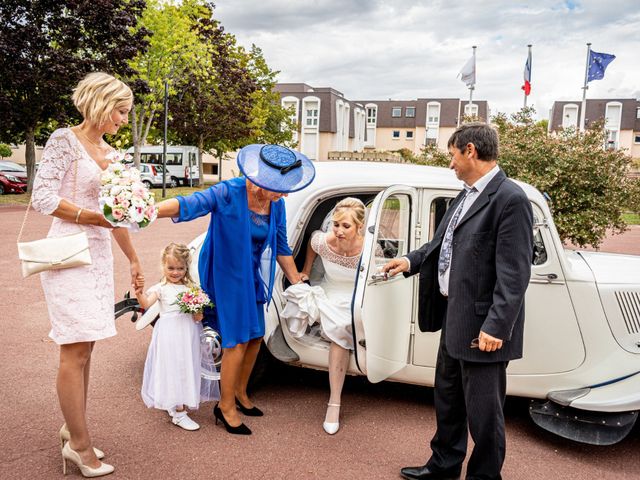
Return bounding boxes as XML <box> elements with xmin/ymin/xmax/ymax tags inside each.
<box><xmin>118</xmin><ymin>161</ymin><xmax>640</xmax><ymax>445</ymax></box>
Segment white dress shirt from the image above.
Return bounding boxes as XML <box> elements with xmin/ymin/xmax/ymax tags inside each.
<box><xmin>438</xmin><ymin>165</ymin><xmax>500</xmax><ymax>295</ymax></box>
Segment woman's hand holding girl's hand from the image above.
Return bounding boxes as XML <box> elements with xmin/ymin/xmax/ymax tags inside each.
<box><xmin>193</xmin><ymin>312</ymin><xmax>204</xmax><ymax>323</ymax></box>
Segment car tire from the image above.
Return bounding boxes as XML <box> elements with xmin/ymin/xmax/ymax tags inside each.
<box><xmin>247</xmin><ymin>341</ymin><xmax>279</xmax><ymax>393</ymax></box>
<box><xmin>142</xmin><ymin>180</ymin><xmax>153</xmax><ymax>189</ymax></box>
<box><xmin>0</xmin><ymin>184</ymin><xmax>4</xmax><ymax>195</ymax></box>
<box><xmin>169</xmin><ymin>178</ymin><xmax>178</xmax><ymax>188</ymax></box>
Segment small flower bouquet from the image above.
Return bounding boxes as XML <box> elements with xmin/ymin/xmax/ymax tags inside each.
<box><xmin>175</xmin><ymin>286</ymin><xmax>214</xmax><ymax>314</ymax></box>
<box><xmin>98</xmin><ymin>151</ymin><xmax>157</xmax><ymax>230</ymax></box>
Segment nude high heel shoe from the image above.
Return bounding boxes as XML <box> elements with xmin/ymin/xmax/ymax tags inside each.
<box><xmin>322</xmin><ymin>403</ymin><xmax>341</xmax><ymax>435</ymax></box>
<box><xmin>59</xmin><ymin>425</ymin><xmax>105</xmax><ymax>459</ymax></box>
<box><xmin>62</xmin><ymin>442</ymin><xmax>114</xmax><ymax>477</ymax></box>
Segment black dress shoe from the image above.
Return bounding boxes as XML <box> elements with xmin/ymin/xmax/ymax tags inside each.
<box><xmin>400</xmin><ymin>464</ymin><xmax>461</xmax><ymax>480</ymax></box>
<box><xmin>235</xmin><ymin>398</ymin><xmax>264</xmax><ymax>417</ymax></box>
<box><xmin>213</xmin><ymin>404</ymin><xmax>252</xmax><ymax>435</ymax></box>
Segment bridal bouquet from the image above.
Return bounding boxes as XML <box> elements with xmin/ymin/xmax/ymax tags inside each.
<box><xmin>98</xmin><ymin>151</ymin><xmax>157</xmax><ymax>230</ymax></box>
<box><xmin>175</xmin><ymin>286</ymin><xmax>214</xmax><ymax>314</ymax></box>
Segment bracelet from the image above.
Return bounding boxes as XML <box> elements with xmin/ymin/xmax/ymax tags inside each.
<box><xmin>75</xmin><ymin>208</ymin><xmax>83</xmax><ymax>224</ymax></box>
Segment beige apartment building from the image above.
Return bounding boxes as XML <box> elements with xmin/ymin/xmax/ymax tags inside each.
<box><xmin>275</xmin><ymin>82</ymin><xmax>489</xmax><ymax>160</ymax></box>
<box><xmin>549</xmin><ymin>99</ymin><xmax>640</xmax><ymax>159</ymax></box>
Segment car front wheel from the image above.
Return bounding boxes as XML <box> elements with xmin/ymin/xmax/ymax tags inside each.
<box><xmin>0</xmin><ymin>184</ymin><xmax>4</xmax><ymax>195</ymax></box>
<box><xmin>169</xmin><ymin>178</ymin><xmax>178</xmax><ymax>188</ymax></box>
<box><xmin>142</xmin><ymin>180</ymin><xmax>153</xmax><ymax>189</ymax></box>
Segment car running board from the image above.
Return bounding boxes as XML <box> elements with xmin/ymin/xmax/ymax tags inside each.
<box><xmin>529</xmin><ymin>399</ymin><xmax>637</xmax><ymax>445</ymax></box>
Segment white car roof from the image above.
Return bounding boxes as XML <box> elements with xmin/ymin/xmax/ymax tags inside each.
<box><xmin>292</xmin><ymin>161</ymin><xmax>544</xmax><ymax>202</ymax></box>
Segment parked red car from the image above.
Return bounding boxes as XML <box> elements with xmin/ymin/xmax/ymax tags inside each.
<box><xmin>0</xmin><ymin>172</ymin><xmax>27</xmax><ymax>194</ymax></box>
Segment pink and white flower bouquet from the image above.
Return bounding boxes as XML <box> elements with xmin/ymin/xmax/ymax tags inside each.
<box><xmin>175</xmin><ymin>286</ymin><xmax>214</xmax><ymax>314</ymax></box>
<box><xmin>98</xmin><ymin>151</ymin><xmax>157</xmax><ymax>230</ymax></box>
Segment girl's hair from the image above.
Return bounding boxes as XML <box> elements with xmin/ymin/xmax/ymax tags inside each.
<box><xmin>161</xmin><ymin>243</ymin><xmax>195</xmax><ymax>286</ymax></box>
<box><xmin>332</xmin><ymin>197</ymin><xmax>366</xmax><ymax>228</ymax></box>
<box><xmin>72</xmin><ymin>72</ymin><xmax>133</xmax><ymax>126</ymax></box>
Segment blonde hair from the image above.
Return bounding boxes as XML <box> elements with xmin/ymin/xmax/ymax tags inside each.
<box><xmin>72</xmin><ymin>72</ymin><xmax>133</xmax><ymax>126</ymax></box>
<box><xmin>160</xmin><ymin>243</ymin><xmax>195</xmax><ymax>287</ymax></box>
<box><xmin>332</xmin><ymin>197</ymin><xmax>366</xmax><ymax>228</ymax></box>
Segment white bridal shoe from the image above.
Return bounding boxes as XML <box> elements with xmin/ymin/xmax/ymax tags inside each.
<box><xmin>323</xmin><ymin>403</ymin><xmax>341</xmax><ymax>435</ymax></box>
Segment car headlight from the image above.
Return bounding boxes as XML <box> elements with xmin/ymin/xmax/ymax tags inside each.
<box><xmin>5</xmin><ymin>174</ymin><xmax>20</xmax><ymax>182</ymax></box>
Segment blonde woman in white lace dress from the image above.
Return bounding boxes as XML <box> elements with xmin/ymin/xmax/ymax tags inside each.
<box><xmin>285</xmin><ymin>198</ymin><xmax>366</xmax><ymax>435</ymax></box>
<box><xmin>31</xmin><ymin>72</ymin><xmax>141</xmax><ymax>477</ymax></box>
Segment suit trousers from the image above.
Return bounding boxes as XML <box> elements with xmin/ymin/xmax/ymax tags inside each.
<box><xmin>426</xmin><ymin>336</ymin><xmax>508</xmax><ymax>480</ymax></box>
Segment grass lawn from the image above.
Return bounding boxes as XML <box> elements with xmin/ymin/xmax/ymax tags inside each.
<box><xmin>622</xmin><ymin>212</ymin><xmax>640</xmax><ymax>225</ymax></box>
<box><xmin>0</xmin><ymin>184</ymin><xmax>215</xmax><ymax>206</ymax></box>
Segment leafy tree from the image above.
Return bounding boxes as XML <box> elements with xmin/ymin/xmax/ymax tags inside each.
<box><xmin>168</xmin><ymin>8</ymin><xmax>294</xmax><ymax>185</ymax></box>
<box><xmin>127</xmin><ymin>0</ymin><xmax>212</xmax><ymax>165</ymax></box>
<box><xmin>0</xmin><ymin>143</ymin><xmax>11</xmax><ymax>159</ymax></box>
<box><xmin>0</xmin><ymin>0</ymin><xmax>147</xmax><ymax>190</ymax></box>
<box><xmin>416</xmin><ymin>108</ymin><xmax>640</xmax><ymax>247</ymax></box>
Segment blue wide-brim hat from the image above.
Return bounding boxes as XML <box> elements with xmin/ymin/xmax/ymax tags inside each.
<box><xmin>237</xmin><ymin>144</ymin><xmax>315</xmax><ymax>193</ymax></box>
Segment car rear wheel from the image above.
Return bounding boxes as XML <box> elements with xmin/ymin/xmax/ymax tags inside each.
<box><xmin>0</xmin><ymin>184</ymin><xmax>4</xmax><ymax>195</ymax></box>
<box><xmin>169</xmin><ymin>177</ymin><xmax>178</xmax><ymax>188</ymax></box>
<box><xmin>142</xmin><ymin>180</ymin><xmax>153</xmax><ymax>189</ymax></box>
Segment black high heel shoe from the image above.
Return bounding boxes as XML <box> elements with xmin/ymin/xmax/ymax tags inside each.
<box><xmin>235</xmin><ymin>398</ymin><xmax>264</xmax><ymax>417</ymax></box>
<box><xmin>213</xmin><ymin>404</ymin><xmax>252</xmax><ymax>435</ymax></box>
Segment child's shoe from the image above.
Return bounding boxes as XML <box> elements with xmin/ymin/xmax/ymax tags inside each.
<box><xmin>171</xmin><ymin>411</ymin><xmax>200</xmax><ymax>431</ymax></box>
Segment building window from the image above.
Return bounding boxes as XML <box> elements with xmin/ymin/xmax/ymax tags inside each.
<box><xmin>562</xmin><ymin>104</ymin><xmax>579</xmax><ymax>130</ymax></box>
<box><xmin>367</xmin><ymin>107</ymin><xmax>377</xmax><ymax>125</ymax></box>
<box><xmin>464</xmin><ymin>103</ymin><xmax>478</xmax><ymax>117</ymax></box>
<box><xmin>405</xmin><ymin>107</ymin><xmax>416</xmax><ymax>118</ymax></box>
<box><xmin>305</xmin><ymin>108</ymin><xmax>319</xmax><ymax>127</ymax></box>
<box><xmin>637</xmin><ymin>107</ymin><xmax>640</xmax><ymax>119</ymax></box>
<box><xmin>635</xmin><ymin>134</ymin><xmax>640</xmax><ymax>144</ymax></box>
<box><xmin>427</xmin><ymin>103</ymin><xmax>440</xmax><ymax>124</ymax></box>
<box><xmin>406</xmin><ymin>131</ymin><xmax>414</xmax><ymax>139</ymax></box>
<box><xmin>392</xmin><ymin>130</ymin><xmax>400</xmax><ymax>139</ymax></box>
<box><xmin>392</xmin><ymin>107</ymin><xmax>402</xmax><ymax>118</ymax></box>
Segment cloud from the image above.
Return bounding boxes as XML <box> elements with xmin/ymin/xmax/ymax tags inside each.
<box><xmin>214</xmin><ymin>0</ymin><xmax>639</xmax><ymax>118</ymax></box>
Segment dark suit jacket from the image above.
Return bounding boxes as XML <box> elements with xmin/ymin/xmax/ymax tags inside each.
<box><xmin>405</xmin><ymin>169</ymin><xmax>533</xmax><ymax>362</ymax></box>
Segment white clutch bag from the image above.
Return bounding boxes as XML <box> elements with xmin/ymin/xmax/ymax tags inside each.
<box><xmin>18</xmin><ymin>157</ymin><xmax>92</xmax><ymax>278</ymax></box>
<box><xmin>18</xmin><ymin>231</ymin><xmax>91</xmax><ymax>278</ymax></box>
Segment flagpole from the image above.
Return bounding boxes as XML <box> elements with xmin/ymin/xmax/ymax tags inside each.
<box><xmin>579</xmin><ymin>42</ymin><xmax>591</xmax><ymax>132</ymax></box>
<box><xmin>468</xmin><ymin>46</ymin><xmax>476</xmax><ymax>108</ymax></box>
<box><xmin>524</xmin><ymin>44</ymin><xmax>532</xmax><ymax>108</ymax></box>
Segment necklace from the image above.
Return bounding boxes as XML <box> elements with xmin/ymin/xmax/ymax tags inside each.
<box><xmin>76</xmin><ymin>127</ymin><xmax>108</xmax><ymax>150</ymax></box>
<box><xmin>252</xmin><ymin>188</ymin><xmax>270</xmax><ymax>213</ymax></box>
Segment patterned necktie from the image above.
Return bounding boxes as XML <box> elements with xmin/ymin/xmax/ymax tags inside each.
<box><xmin>438</xmin><ymin>187</ymin><xmax>475</xmax><ymax>276</ymax></box>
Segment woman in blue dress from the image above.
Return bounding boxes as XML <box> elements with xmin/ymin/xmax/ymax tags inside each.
<box><xmin>155</xmin><ymin>144</ymin><xmax>315</xmax><ymax>435</ymax></box>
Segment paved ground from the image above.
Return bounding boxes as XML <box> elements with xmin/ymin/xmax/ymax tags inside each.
<box><xmin>1</xmin><ymin>205</ymin><xmax>639</xmax><ymax>479</ymax></box>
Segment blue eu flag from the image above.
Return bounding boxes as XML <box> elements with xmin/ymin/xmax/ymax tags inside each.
<box><xmin>587</xmin><ymin>50</ymin><xmax>616</xmax><ymax>82</ymax></box>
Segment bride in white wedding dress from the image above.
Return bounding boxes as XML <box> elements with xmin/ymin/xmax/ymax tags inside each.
<box><xmin>282</xmin><ymin>198</ymin><xmax>366</xmax><ymax>435</ymax></box>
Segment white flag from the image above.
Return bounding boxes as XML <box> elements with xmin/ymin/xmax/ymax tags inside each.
<box><xmin>459</xmin><ymin>55</ymin><xmax>476</xmax><ymax>87</ymax></box>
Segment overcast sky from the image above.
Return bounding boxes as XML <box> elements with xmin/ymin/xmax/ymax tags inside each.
<box><xmin>214</xmin><ymin>0</ymin><xmax>639</xmax><ymax>120</ymax></box>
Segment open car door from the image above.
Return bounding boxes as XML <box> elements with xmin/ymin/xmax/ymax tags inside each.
<box><xmin>353</xmin><ymin>185</ymin><xmax>418</xmax><ymax>383</ymax></box>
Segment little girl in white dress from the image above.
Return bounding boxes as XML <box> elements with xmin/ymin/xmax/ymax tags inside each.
<box><xmin>135</xmin><ymin>243</ymin><xmax>219</xmax><ymax>431</ymax></box>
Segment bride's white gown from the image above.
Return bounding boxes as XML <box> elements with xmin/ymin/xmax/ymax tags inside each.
<box><xmin>282</xmin><ymin>231</ymin><xmax>359</xmax><ymax>349</ymax></box>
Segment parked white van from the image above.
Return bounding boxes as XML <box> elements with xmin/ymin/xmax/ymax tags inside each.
<box><xmin>127</xmin><ymin>145</ymin><xmax>200</xmax><ymax>186</ymax></box>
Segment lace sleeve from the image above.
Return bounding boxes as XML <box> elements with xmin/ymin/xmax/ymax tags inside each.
<box><xmin>31</xmin><ymin>129</ymin><xmax>76</xmax><ymax>215</ymax></box>
<box><xmin>310</xmin><ymin>230</ymin><xmax>323</xmax><ymax>254</ymax></box>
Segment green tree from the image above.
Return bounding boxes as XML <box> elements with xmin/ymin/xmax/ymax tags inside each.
<box><xmin>417</xmin><ymin>108</ymin><xmax>640</xmax><ymax>247</ymax></box>
<box><xmin>0</xmin><ymin>0</ymin><xmax>147</xmax><ymax>190</ymax></box>
<box><xmin>127</xmin><ymin>0</ymin><xmax>212</xmax><ymax>165</ymax></box>
<box><xmin>0</xmin><ymin>143</ymin><xmax>11</xmax><ymax>159</ymax></box>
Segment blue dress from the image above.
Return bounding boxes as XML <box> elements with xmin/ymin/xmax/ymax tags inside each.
<box><xmin>174</xmin><ymin>177</ymin><xmax>292</xmax><ymax>348</ymax></box>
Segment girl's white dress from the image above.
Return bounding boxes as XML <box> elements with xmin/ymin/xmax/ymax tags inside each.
<box><xmin>282</xmin><ymin>231</ymin><xmax>360</xmax><ymax>350</ymax></box>
<box><xmin>141</xmin><ymin>283</ymin><xmax>218</xmax><ymax>411</ymax></box>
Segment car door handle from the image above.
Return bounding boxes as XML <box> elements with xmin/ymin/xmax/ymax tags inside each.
<box><xmin>536</xmin><ymin>273</ymin><xmax>558</xmax><ymax>280</ymax></box>
<box><xmin>370</xmin><ymin>272</ymin><xmax>389</xmax><ymax>283</ymax></box>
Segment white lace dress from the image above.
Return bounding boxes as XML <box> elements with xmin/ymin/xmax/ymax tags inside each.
<box><xmin>31</xmin><ymin>128</ymin><xmax>116</xmax><ymax>344</ymax></box>
<box><xmin>141</xmin><ymin>283</ymin><xmax>219</xmax><ymax>411</ymax></box>
<box><xmin>282</xmin><ymin>231</ymin><xmax>360</xmax><ymax>350</ymax></box>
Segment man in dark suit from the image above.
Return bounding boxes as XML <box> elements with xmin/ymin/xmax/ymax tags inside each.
<box><xmin>383</xmin><ymin>123</ymin><xmax>533</xmax><ymax>480</ymax></box>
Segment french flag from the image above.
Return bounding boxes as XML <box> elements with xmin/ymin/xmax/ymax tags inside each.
<box><xmin>522</xmin><ymin>50</ymin><xmax>532</xmax><ymax>96</ymax></box>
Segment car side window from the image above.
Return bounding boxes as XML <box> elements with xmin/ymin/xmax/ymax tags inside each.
<box><xmin>531</xmin><ymin>204</ymin><xmax>548</xmax><ymax>266</ymax></box>
<box><xmin>427</xmin><ymin>196</ymin><xmax>455</xmax><ymax>240</ymax></box>
<box><xmin>374</xmin><ymin>194</ymin><xmax>412</xmax><ymax>265</ymax></box>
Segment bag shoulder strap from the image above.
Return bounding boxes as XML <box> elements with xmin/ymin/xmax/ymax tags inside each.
<box><xmin>18</xmin><ymin>151</ymin><xmax>81</xmax><ymax>243</ymax></box>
